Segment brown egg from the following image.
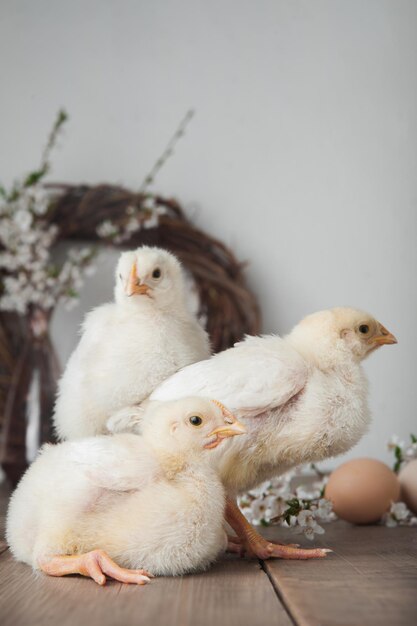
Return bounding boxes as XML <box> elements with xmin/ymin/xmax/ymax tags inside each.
<box><xmin>399</xmin><ymin>459</ymin><xmax>417</xmax><ymax>515</ymax></box>
<box><xmin>325</xmin><ymin>458</ymin><xmax>400</xmax><ymax>524</ymax></box>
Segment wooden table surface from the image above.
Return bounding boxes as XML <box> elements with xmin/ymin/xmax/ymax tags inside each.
<box><xmin>0</xmin><ymin>482</ymin><xmax>416</xmax><ymax>626</ymax></box>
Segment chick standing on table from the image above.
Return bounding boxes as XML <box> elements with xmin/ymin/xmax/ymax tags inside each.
<box><xmin>7</xmin><ymin>397</ymin><xmax>245</xmax><ymax>585</ymax></box>
<box><xmin>53</xmin><ymin>246</ymin><xmax>210</xmax><ymax>440</ymax></box>
<box><xmin>136</xmin><ymin>307</ymin><xmax>397</xmax><ymax>560</ymax></box>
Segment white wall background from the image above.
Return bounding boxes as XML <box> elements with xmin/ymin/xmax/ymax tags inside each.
<box><xmin>1</xmin><ymin>0</ymin><xmax>416</xmax><ymax>467</ymax></box>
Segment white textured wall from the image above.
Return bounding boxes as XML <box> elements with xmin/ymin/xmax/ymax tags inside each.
<box><xmin>1</xmin><ymin>0</ymin><xmax>416</xmax><ymax>466</ymax></box>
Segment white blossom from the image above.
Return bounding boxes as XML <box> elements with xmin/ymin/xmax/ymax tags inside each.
<box><xmin>391</xmin><ymin>502</ymin><xmax>409</xmax><ymax>521</ymax></box>
<box><xmin>143</xmin><ymin>213</ymin><xmax>159</xmax><ymax>229</ymax></box>
<box><xmin>249</xmin><ymin>497</ymin><xmax>268</xmax><ymax>525</ymax></box>
<box><xmin>248</xmin><ymin>481</ymin><xmax>271</xmax><ymax>499</ymax></box>
<box><xmin>0</xmin><ymin>253</ymin><xmax>17</xmax><ymax>270</ymax></box>
<box><xmin>270</xmin><ymin>471</ymin><xmax>295</xmax><ymax>490</ymax></box>
<box><xmin>296</xmin><ymin>484</ymin><xmax>322</xmax><ymax>500</ymax></box>
<box><xmin>14</xmin><ymin>209</ymin><xmax>33</xmax><ymax>231</ymax></box>
<box><xmin>239</xmin><ymin>463</ymin><xmax>337</xmax><ymax>539</ymax></box>
<box><xmin>142</xmin><ymin>196</ymin><xmax>156</xmax><ymax>210</ymax></box>
<box><xmin>264</xmin><ymin>495</ymin><xmax>289</xmax><ymax>521</ymax></box>
<box><xmin>29</xmin><ymin>186</ymin><xmax>49</xmax><ymax>215</ymax></box>
<box><xmin>0</xmin><ymin>112</ymin><xmax>97</xmax><ymax>314</ymax></box>
<box><xmin>404</xmin><ymin>442</ymin><xmax>417</xmax><ymax>462</ymax></box>
<box><xmin>125</xmin><ymin>217</ymin><xmax>141</xmax><ymax>234</ymax></box>
<box><xmin>286</xmin><ymin>515</ymin><xmax>298</xmax><ymax>528</ymax></box>
<box><xmin>0</xmin><ymin>188</ymin><xmax>95</xmax><ymax>314</ymax></box>
<box><xmin>383</xmin><ymin>513</ymin><xmax>398</xmax><ymax>528</ymax></box>
<box><xmin>296</xmin><ymin>509</ymin><xmax>325</xmax><ymax>540</ymax></box>
<box><xmin>303</xmin><ymin>525</ymin><xmax>325</xmax><ymax>540</ymax></box>
<box><xmin>97</xmin><ymin>220</ymin><xmax>118</xmax><ymax>238</ymax></box>
<box><xmin>315</xmin><ymin>498</ymin><xmax>335</xmax><ymax>522</ymax></box>
<box><xmin>382</xmin><ymin>501</ymin><xmax>415</xmax><ymax>527</ymax></box>
<box><xmin>387</xmin><ymin>435</ymin><xmax>405</xmax><ymax>451</ymax></box>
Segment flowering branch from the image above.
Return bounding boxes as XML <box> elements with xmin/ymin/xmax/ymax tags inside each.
<box><xmin>238</xmin><ymin>467</ymin><xmax>335</xmax><ymax>541</ymax></box>
<box><xmin>382</xmin><ymin>502</ymin><xmax>417</xmax><ymax>528</ymax></box>
<box><xmin>138</xmin><ymin>109</ymin><xmax>195</xmax><ymax>194</ymax></box>
<box><xmin>388</xmin><ymin>433</ymin><xmax>417</xmax><ymax>473</ymax></box>
<box><xmin>0</xmin><ymin>110</ymin><xmax>97</xmax><ymax>314</ymax></box>
<box><xmin>23</xmin><ymin>109</ymin><xmax>68</xmax><ymax>190</ymax></box>
<box><xmin>96</xmin><ymin>110</ymin><xmax>194</xmax><ymax>243</ymax></box>
<box><xmin>2</xmin><ymin>109</ymin><xmax>68</xmax><ymax>204</ymax></box>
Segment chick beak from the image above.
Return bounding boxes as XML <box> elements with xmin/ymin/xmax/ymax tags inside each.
<box><xmin>370</xmin><ymin>324</ymin><xmax>398</xmax><ymax>347</ymax></box>
<box><xmin>125</xmin><ymin>264</ymin><xmax>150</xmax><ymax>297</ymax></box>
<box><xmin>204</xmin><ymin>420</ymin><xmax>246</xmax><ymax>449</ymax></box>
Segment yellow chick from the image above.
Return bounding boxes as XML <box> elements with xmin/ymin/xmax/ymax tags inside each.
<box><xmin>7</xmin><ymin>398</ymin><xmax>244</xmax><ymax>585</ymax></box>
<box><xmin>53</xmin><ymin>246</ymin><xmax>210</xmax><ymax>440</ymax></box>
<box><xmin>146</xmin><ymin>307</ymin><xmax>397</xmax><ymax>560</ymax></box>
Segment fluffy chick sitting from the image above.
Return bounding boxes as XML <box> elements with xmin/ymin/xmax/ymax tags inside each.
<box><xmin>7</xmin><ymin>397</ymin><xmax>245</xmax><ymax>585</ymax></box>
<box><xmin>53</xmin><ymin>246</ymin><xmax>210</xmax><ymax>440</ymax></box>
<box><xmin>138</xmin><ymin>307</ymin><xmax>396</xmax><ymax>560</ymax></box>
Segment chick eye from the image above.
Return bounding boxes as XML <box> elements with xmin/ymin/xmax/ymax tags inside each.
<box><xmin>359</xmin><ymin>324</ymin><xmax>370</xmax><ymax>334</ymax></box>
<box><xmin>189</xmin><ymin>415</ymin><xmax>203</xmax><ymax>427</ymax></box>
<box><xmin>152</xmin><ymin>268</ymin><xmax>161</xmax><ymax>279</ymax></box>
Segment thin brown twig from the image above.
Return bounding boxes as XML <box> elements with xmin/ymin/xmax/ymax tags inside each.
<box><xmin>138</xmin><ymin>110</ymin><xmax>195</xmax><ymax>194</ymax></box>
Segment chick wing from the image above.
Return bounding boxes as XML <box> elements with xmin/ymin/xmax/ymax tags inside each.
<box><xmin>151</xmin><ymin>335</ymin><xmax>308</xmax><ymax>419</ymax></box>
<box><xmin>68</xmin><ymin>434</ymin><xmax>160</xmax><ymax>492</ymax></box>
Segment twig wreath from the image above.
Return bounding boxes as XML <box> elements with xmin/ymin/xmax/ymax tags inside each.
<box><xmin>0</xmin><ymin>111</ymin><xmax>260</xmax><ymax>484</ymax></box>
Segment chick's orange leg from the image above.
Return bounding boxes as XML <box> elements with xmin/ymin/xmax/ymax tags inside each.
<box><xmin>226</xmin><ymin>533</ymin><xmax>299</xmax><ymax>553</ymax></box>
<box><xmin>39</xmin><ymin>549</ymin><xmax>153</xmax><ymax>586</ymax></box>
<box><xmin>226</xmin><ymin>498</ymin><xmax>331</xmax><ymax>560</ymax></box>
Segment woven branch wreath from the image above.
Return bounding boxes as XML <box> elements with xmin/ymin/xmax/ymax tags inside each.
<box><xmin>0</xmin><ymin>112</ymin><xmax>260</xmax><ymax>485</ymax></box>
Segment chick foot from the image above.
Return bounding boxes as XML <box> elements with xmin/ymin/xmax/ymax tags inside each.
<box><xmin>243</xmin><ymin>531</ymin><xmax>331</xmax><ymax>560</ymax></box>
<box><xmin>226</xmin><ymin>498</ymin><xmax>331</xmax><ymax>560</ymax></box>
<box><xmin>226</xmin><ymin>531</ymin><xmax>322</xmax><ymax>559</ymax></box>
<box><xmin>226</xmin><ymin>534</ymin><xmax>300</xmax><ymax>556</ymax></box>
<box><xmin>39</xmin><ymin>549</ymin><xmax>153</xmax><ymax>586</ymax></box>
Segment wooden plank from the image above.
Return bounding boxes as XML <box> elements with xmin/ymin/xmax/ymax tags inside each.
<box><xmin>0</xmin><ymin>481</ymin><xmax>292</xmax><ymax>626</ymax></box>
<box><xmin>0</xmin><ymin>550</ymin><xmax>292</xmax><ymax>626</ymax></box>
<box><xmin>0</xmin><ymin>482</ymin><xmax>291</xmax><ymax>626</ymax></box>
<box><xmin>0</xmin><ymin>480</ymin><xmax>10</xmax><ymax>540</ymax></box>
<box><xmin>262</xmin><ymin>521</ymin><xmax>417</xmax><ymax>626</ymax></box>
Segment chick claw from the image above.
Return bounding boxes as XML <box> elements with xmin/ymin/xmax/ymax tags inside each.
<box><xmin>39</xmin><ymin>549</ymin><xmax>154</xmax><ymax>586</ymax></box>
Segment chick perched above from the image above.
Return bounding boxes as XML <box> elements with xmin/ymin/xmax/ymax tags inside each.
<box><xmin>7</xmin><ymin>397</ymin><xmax>245</xmax><ymax>585</ymax></box>
<box><xmin>53</xmin><ymin>246</ymin><xmax>210</xmax><ymax>440</ymax></box>
<box><xmin>144</xmin><ymin>307</ymin><xmax>397</xmax><ymax>559</ymax></box>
